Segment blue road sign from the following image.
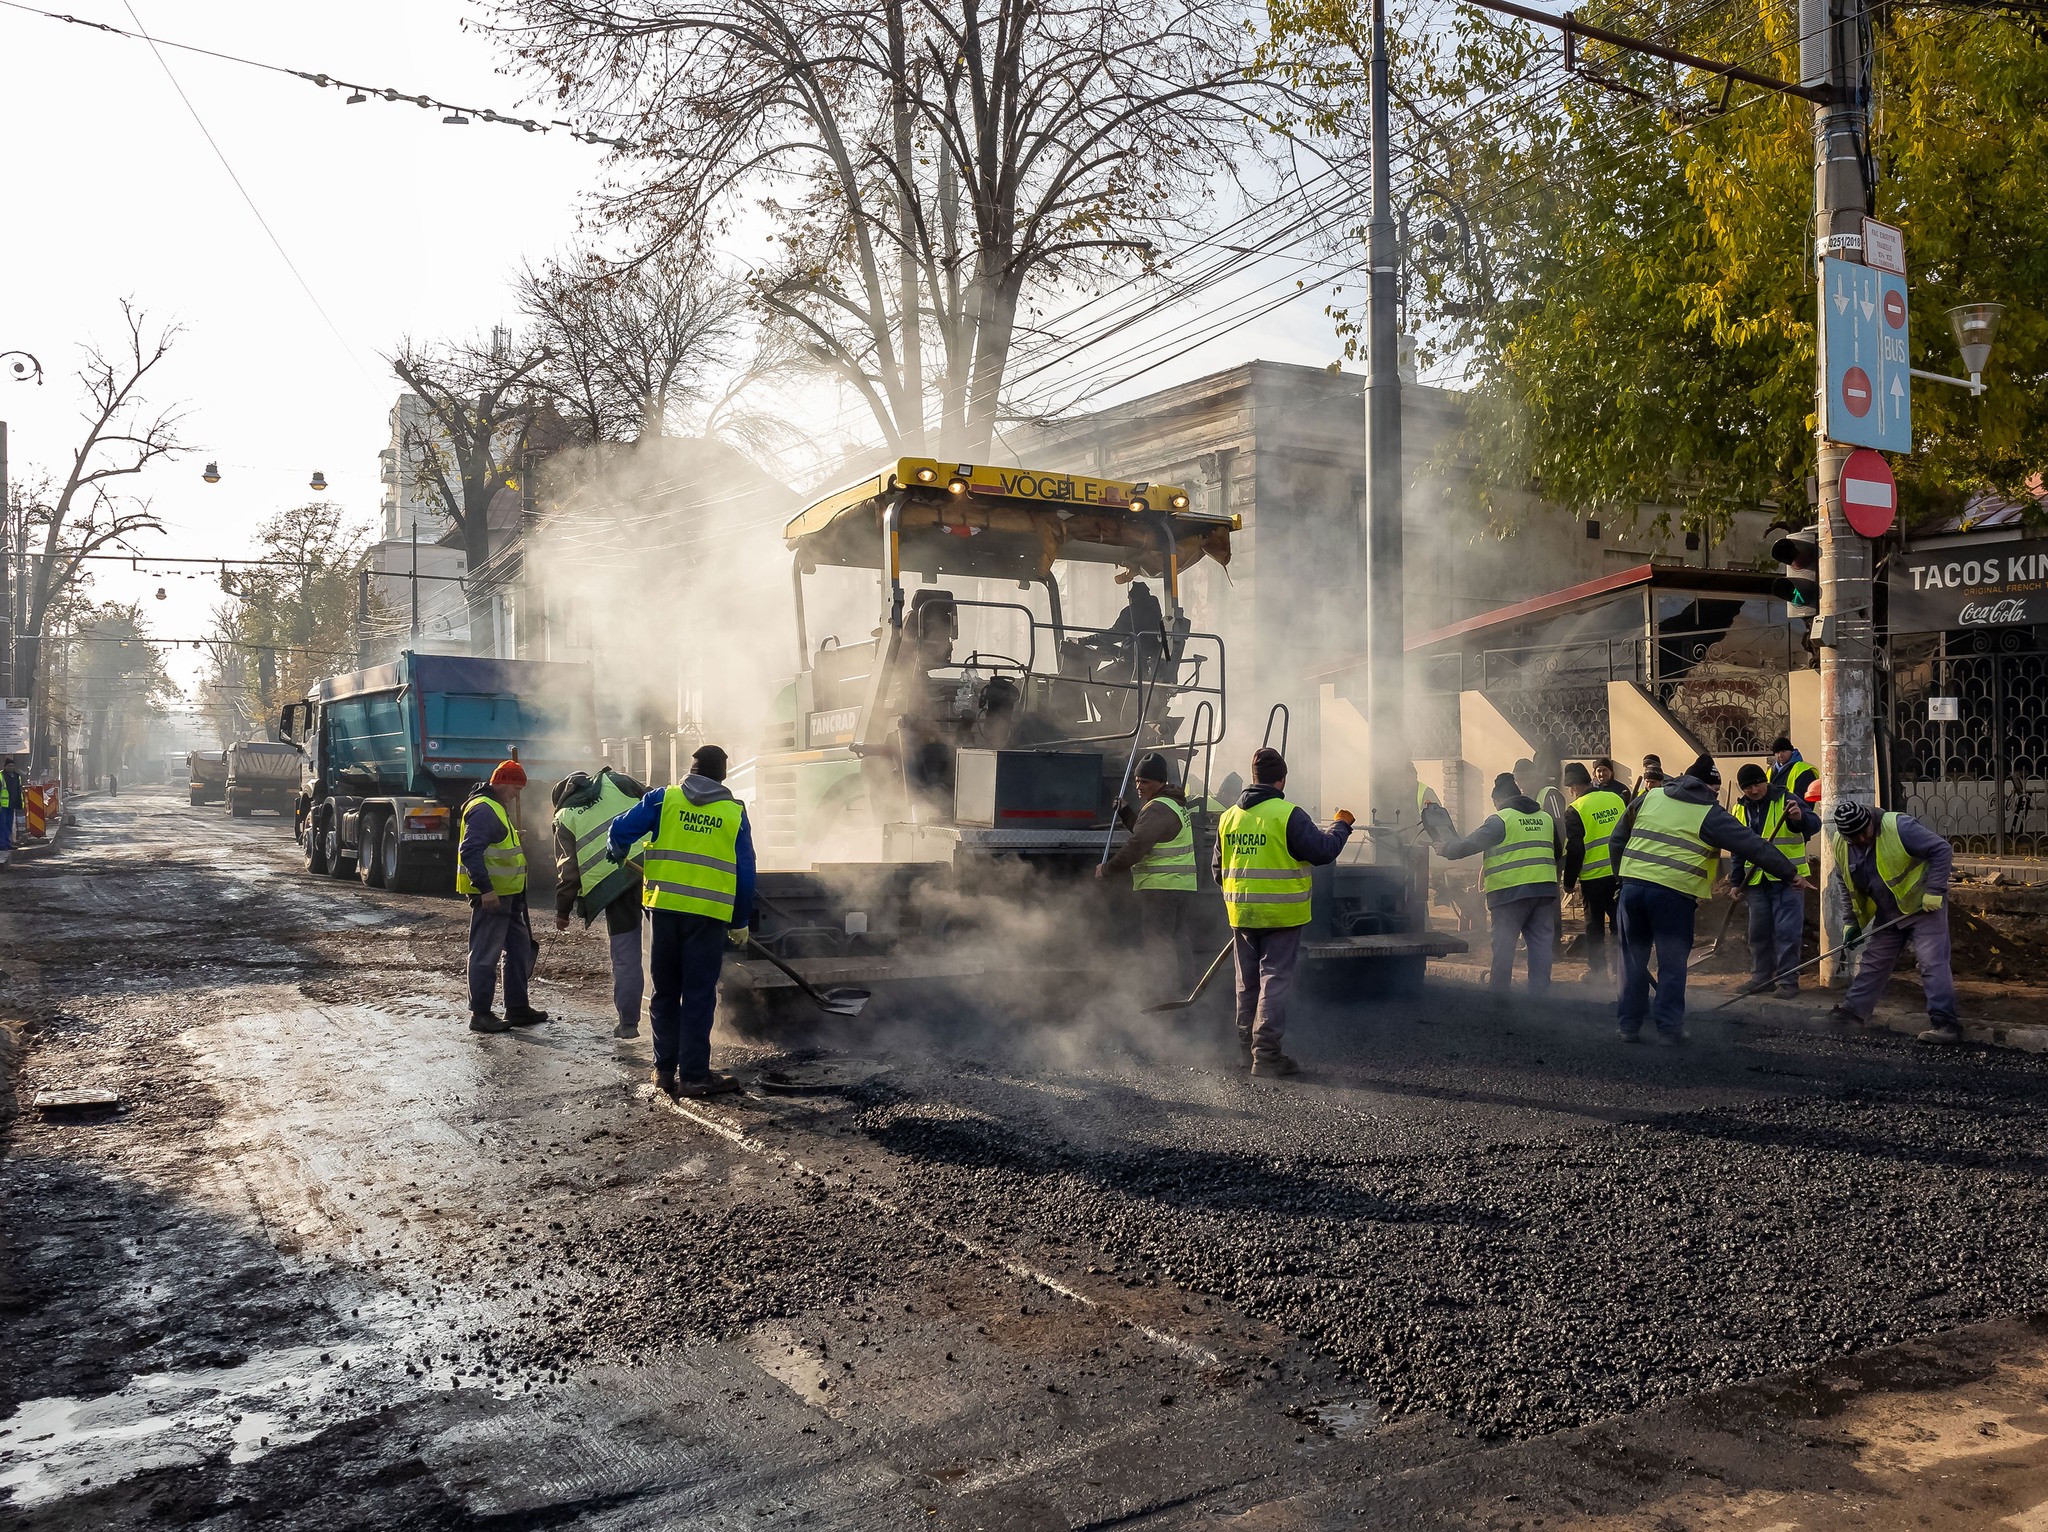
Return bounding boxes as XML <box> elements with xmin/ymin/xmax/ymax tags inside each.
<box><xmin>1821</xmin><ymin>256</ymin><xmax>1911</xmax><ymax>453</ymax></box>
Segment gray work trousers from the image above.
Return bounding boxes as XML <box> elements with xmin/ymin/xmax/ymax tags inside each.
<box><xmin>1745</xmin><ymin>881</ymin><xmax>1806</xmax><ymax>994</ymax></box>
<box><xmin>1138</xmin><ymin>890</ymin><xmax>1203</xmax><ymax>998</ymax></box>
<box><xmin>1232</xmin><ymin>925</ymin><xmax>1302</xmax><ymax>1057</ymax></box>
<box><xmin>609</xmin><ymin>923</ymin><xmax>646</xmax><ymax>1027</ymax></box>
<box><xmin>1843</xmin><ymin>905</ymin><xmax>1958</xmax><ymax>1025</ymax></box>
<box><xmin>467</xmin><ymin>893</ymin><xmax>534</xmax><ymax>1016</ymax></box>
<box><xmin>1489</xmin><ymin>895</ymin><xmax>1557</xmax><ymax>995</ymax></box>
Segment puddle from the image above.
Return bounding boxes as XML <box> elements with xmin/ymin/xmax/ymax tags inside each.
<box><xmin>0</xmin><ymin>1341</ymin><xmax>381</xmax><ymax>1506</ymax></box>
<box><xmin>1306</xmin><ymin>1399</ymin><xmax>1377</xmax><ymax>1438</ymax></box>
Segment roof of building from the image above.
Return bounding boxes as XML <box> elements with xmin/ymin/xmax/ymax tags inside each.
<box><xmin>1309</xmin><ymin>561</ymin><xmax>1780</xmax><ymax>679</ymax></box>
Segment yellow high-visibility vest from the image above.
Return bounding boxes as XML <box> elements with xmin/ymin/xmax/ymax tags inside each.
<box><xmin>1617</xmin><ymin>789</ymin><xmax>1717</xmax><ymax>899</ymax></box>
<box><xmin>1218</xmin><ymin>796</ymin><xmax>1311</xmax><ymax>929</ymax></box>
<box><xmin>641</xmin><ymin>788</ymin><xmax>745</xmax><ymax>922</ymax></box>
<box><xmin>1743</xmin><ymin>791</ymin><xmax>1812</xmax><ymax>884</ymax></box>
<box><xmin>1571</xmin><ymin>792</ymin><xmax>1625</xmax><ymax>881</ymax></box>
<box><xmin>1483</xmin><ymin>808</ymin><xmax>1558</xmax><ymax>895</ymax></box>
<box><xmin>1829</xmin><ymin>814</ymin><xmax>1930</xmax><ymax>927</ymax></box>
<box><xmin>1131</xmin><ymin>798</ymin><xmax>1197</xmax><ymax>892</ymax></box>
<box><xmin>455</xmin><ymin>793</ymin><xmax>527</xmax><ymax>896</ymax></box>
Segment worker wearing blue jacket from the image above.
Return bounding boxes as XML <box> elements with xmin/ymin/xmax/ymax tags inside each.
<box><xmin>607</xmin><ymin>744</ymin><xmax>755</xmax><ymax>1099</ymax></box>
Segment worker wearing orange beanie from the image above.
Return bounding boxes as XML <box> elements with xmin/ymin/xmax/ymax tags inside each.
<box><xmin>457</xmin><ymin>759</ymin><xmax>549</xmax><ymax>1033</ymax></box>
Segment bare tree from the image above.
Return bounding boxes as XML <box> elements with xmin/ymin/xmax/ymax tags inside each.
<box><xmin>12</xmin><ymin>302</ymin><xmax>185</xmax><ymax>768</ymax></box>
<box><xmin>521</xmin><ymin>248</ymin><xmax>755</xmax><ymax>441</ymax></box>
<box><xmin>489</xmin><ymin>0</ymin><xmax>1272</xmax><ymax>456</ymax></box>
<box><xmin>388</xmin><ymin>334</ymin><xmax>552</xmax><ymax>652</ymax></box>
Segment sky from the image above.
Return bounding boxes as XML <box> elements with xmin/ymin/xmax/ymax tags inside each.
<box><xmin>0</xmin><ymin>0</ymin><xmax>1354</xmax><ymax>698</ymax></box>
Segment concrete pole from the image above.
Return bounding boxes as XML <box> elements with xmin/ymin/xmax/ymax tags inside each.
<box><xmin>1365</xmin><ymin>0</ymin><xmax>1411</xmax><ymax>860</ymax></box>
<box><xmin>0</xmin><ymin>421</ymin><xmax>10</xmax><ymax>696</ymax></box>
<box><xmin>1812</xmin><ymin>0</ymin><xmax>1874</xmax><ymax>983</ymax></box>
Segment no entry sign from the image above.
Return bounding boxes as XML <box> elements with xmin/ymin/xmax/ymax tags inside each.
<box><xmin>1840</xmin><ymin>448</ymin><xmax>1896</xmax><ymax>538</ymax></box>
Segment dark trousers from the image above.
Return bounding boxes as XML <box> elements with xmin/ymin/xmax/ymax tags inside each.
<box><xmin>1745</xmin><ymin>881</ymin><xmax>1806</xmax><ymax>994</ymax></box>
<box><xmin>1232</xmin><ymin>925</ymin><xmax>1302</xmax><ymax>1057</ymax></box>
<box><xmin>1580</xmin><ymin>877</ymin><xmax>1618</xmax><ymax>977</ymax></box>
<box><xmin>1489</xmin><ymin>895</ymin><xmax>1557</xmax><ymax>994</ymax></box>
<box><xmin>1617</xmin><ymin>879</ymin><xmax>1697</xmax><ymax>1037</ymax></box>
<box><xmin>1138</xmin><ymin>890</ymin><xmax>1203</xmax><ymax>997</ymax></box>
<box><xmin>467</xmin><ymin>893</ymin><xmax>534</xmax><ymax>1016</ymax></box>
<box><xmin>649</xmin><ymin>909</ymin><xmax>727</xmax><ymax>1078</ymax></box>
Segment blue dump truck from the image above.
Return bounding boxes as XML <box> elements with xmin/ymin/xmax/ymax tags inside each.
<box><xmin>277</xmin><ymin>652</ymin><xmax>598</xmax><ymax>895</ymax></box>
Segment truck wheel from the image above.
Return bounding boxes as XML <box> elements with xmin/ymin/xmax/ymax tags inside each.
<box><xmin>230</xmin><ymin>790</ymin><xmax>252</xmax><ymax>819</ymax></box>
<box><xmin>305</xmin><ymin>809</ymin><xmax>331</xmax><ymax>875</ymax></box>
<box><xmin>189</xmin><ymin>787</ymin><xmax>205</xmax><ymax>807</ymax></box>
<box><xmin>360</xmin><ymin>816</ymin><xmax>388</xmax><ymax>888</ymax></box>
<box><xmin>382</xmin><ymin>821</ymin><xmax>429</xmax><ymax>894</ymax></box>
<box><xmin>323</xmin><ymin>815</ymin><xmax>357</xmax><ymax>879</ymax></box>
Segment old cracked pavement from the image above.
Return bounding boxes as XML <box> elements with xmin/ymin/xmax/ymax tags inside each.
<box><xmin>5</xmin><ymin>787</ymin><xmax>2048</xmax><ymax>1529</ymax></box>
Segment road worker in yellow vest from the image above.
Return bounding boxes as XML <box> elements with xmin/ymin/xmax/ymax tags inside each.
<box><xmin>1212</xmin><ymin>746</ymin><xmax>1354</xmax><ymax>1078</ymax></box>
<box><xmin>1561</xmin><ymin>761</ymin><xmax>1629</xmax><ymax>984</ymax></box>
<box><xmin>1823</xmin><ymin>799</ymin><xmax>1960</xmax><ymax>1044</ymax></box>
<box><xmin>1723</xmin><ymin>761</ymin><xmax>1822</xmax><ymax>997</ymax></box>
<box><xmin>1609</xmin><ymin>753</ymin><xmax>1808</xmax><ymax>1044</ymax></box>
<box><xmin>552</xmin><ymin>766</ymin><xmax>652</xmax><ymax>1038</ymax></box>
<box><xmin>1440</xmin><ymin>771</ymin><xmax>1566</xmax><ymax>996</ymax></box>
<box><xmin>1098</xmin><ymin>752</ymin><xmax>1203</xmax><ymax>998</ymax></box>
<box><xmin>605</xmin><ymin>744</ymin><xmax>755</xmax><ymax>1098</ymax></box>
<box><xmin>457</xmin><ymin>760</ymin><xmax>550</xmax><ymax>1034</ymax></box>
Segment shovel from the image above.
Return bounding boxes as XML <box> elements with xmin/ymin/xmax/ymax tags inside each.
<box><xmin>1710</xmin><ymin>909</ymin><xmax>1915</xmax><ymax>1011</ymax></box>
<box><xmin>744</xmin><ymin>938</ymin><xmax>872</xmax><ymax>1018</ymax></box>
<box><xmin>1146</xmin><ymin>942</ymin><xmax>1232</xmax><ymax>1014</ymax></box>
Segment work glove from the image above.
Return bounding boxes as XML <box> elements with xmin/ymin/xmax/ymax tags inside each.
<box><xmin>604</xmin><ymin>841</ymin><xmax>626</xmax><ymax>864</ymax></box>
<box><xmin>1923</xmin><ymin>893</ymin><xmax>1944</xmax><ymax>911</ymax></box>
<box><xmin>727</xmin><ymin>926</ymin><xmax>751</xmax><ymax>949</ymax></box>
<box><xmin>1843</xmin><ymin>921</ymin><xmax>1864</xmax><ymax>950</ymax></box>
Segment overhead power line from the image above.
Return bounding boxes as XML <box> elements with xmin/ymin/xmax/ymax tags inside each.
<box><xmin>0</xmin><ymin>0</ymin><xmax>635</xmax><ymax>146</ymax></box>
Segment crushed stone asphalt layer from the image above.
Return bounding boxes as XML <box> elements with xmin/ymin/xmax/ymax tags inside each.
<box><xmin>4</xmin><ymin>787</ymin><xmax>2048</xmax><ymax>1528</ymax></box>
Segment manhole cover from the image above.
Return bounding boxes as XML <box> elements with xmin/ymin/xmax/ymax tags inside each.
<box><xmin>33</xmin><ymin>1086</ymin><xmax>122</xmax><ymax>1114</ymax></box>
<box><xmin>754</xmin><ymin>1058</ymin><xmax>894</xmax><ymax>1095</ymax></box>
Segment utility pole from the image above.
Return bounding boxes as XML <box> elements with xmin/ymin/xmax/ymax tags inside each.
<box><xmin>0</xmin><ymin>420</ymin><xmax>10</xmax><ymax>696</ymax></box>
<box><xmin>410</xmin><ymin>522</ymin><xmax>420</xmax><ymax>641</ymax></box>
<box><xmin>1807</xmin><ymin>0</ymin><xmax>1875</xmax><ymax>982</ymax></box>
<box><xmin>1364</xmin><ymin>0</ymin><xmax>1412</xmax><ymax>860</ymax></box>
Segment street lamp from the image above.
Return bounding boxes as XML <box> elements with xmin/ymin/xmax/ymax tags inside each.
<box><xmin>2</xmin><ymin>350</ymin><xmax>43</xmax><ymax>385</ymax></box>
<box><xmin>202</xmin><ymin>462</ymin><xmax>222</xmax><ymax>484</ymax></box>
<box><xmin>310</xmin><ymin>470</ymin><xmax>328</xmax><ymax>492</ymax></box>
<box><xmin>1912</xmin><ymin>302</ymin><xmax>2006</xmax><ymax>398</ymax></box>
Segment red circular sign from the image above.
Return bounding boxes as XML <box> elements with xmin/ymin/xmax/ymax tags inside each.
<box><xmin>1842</xmin><ymin>366</ymin><xmax>1873</xmax><ymax>418</ymax></box>
<box><xmin>1883</xmin><ymin>289</ymin><xmax>1906</xmax><ymax>328</ymax></box>
<box><xmin>1840</xmin><ymin>448</ymin><xmax>1896</xmax><ymax>538</ymax></box>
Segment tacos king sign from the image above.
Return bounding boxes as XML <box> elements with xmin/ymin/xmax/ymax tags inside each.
<box><xmin>1890</xmin><ymin>540</ymin><xmax>2048</xmax><ymax>634</ymax></box>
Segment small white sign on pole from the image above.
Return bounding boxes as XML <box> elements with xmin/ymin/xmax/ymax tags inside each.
<box><xmin>1863</xmin><ymin>217</ymin><xmax>1907</xmax><ymax>277</ymax></box>
<box><xmin>0</xmin><ymin>698</ymin><xmax>28</xmax><ymax>756</ymax></box>
<box><xmin>1928</xmin><ymin>696</ymin><xmax>1961</xmax><ymax>723</ymax></box>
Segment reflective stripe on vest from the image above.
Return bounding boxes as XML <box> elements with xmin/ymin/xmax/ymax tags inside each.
<box><xmin>1828</xmin><ymin>813</ymin><xmax>1929</xmax><ymax>927</ymax></box>
<box><xmin>555</xmin><ymin>775</ymin><xmax>650</xmax><ymax>899</ymax></box>
<box><xmin>1777</xmin><ymin>759</ymin><xmax>1817</xmax><ymax>803</ymax></box>
<box><xmin>641</xmin><ymin>788</ymin><xmax>744</xmax><ymax>921</ymax></box>
<box><xmin>1218</xmin><ymin>796</ymin><xmax>1311</xmax><ymax>929</ymax></box>
<box><xmin>1483</xmin><ymin>808</ymin><xmax>1558</xmax><ymax>894</ymax></box>
<box><xmin>1131</xmin><ymin>798</ymin><xmax>1197</xmax><ymax>892</ymax></box>
<box><xmin>1743</xmin><ymin>791</ymin><xmax>1811</xmax><ymax>884</ymax></box>
<box><xmin>1617</xmin><ymin>789</ymin><xmax>1717</xmax><ymax>898</ymax></box>
<box><xmin>455</xmin><ymin>793</ymin><xmax>527</xmax><ymax>896</ymax></box>
<box><xmin>1571</xmin><ymin>792</ymin><xmax>1625</xmax><ymax>881</ymax></box>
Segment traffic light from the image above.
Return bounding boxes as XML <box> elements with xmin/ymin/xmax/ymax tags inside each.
<box><xmin>1771</xmin><ymin>527</ymin><xmax>1820</xmax><ymax>618</ymax></box>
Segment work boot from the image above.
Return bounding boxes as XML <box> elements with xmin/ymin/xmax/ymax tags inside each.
<box><xmin>675</xmin><ymin>1070</ymin><xmax>743</xmax><ymax>1097</ymax></box>
<box><xmin>613</xmin><ymin>1017</ymin><xmax>640</xmax><ymax>1039</ymax></box>
<box><xmin>505</xmin><ymin>1006</ymin><xmax>550</xmax><ymax>1027</ymax></box>
<box><xmin>1238</xmin><ymin>1041</ymin><xmax>1255</xmax><ymax>1070</ymax></box>
<box><xmin>1250</xmin><ymin>1052</ymin><xmax>1300</xmax><ymax>1078</ymax></box>
<box><xmin>1617</xmin><ymin>1028</ymin><xmax>1644</xmax><ymax>1044</ymax></box>
<box><xmin>469</xmin><ymin>1011</ymin><xmax>510</xmax><ymax>1033</ymax></box>
<box><xmin>1821</xmin><ymin>1004</ymin><xmax>1863</xmax><ymax>1031</ymax></box>
<box><xmin>1655</xmin><ymin>1027</ymin><xmax>1691</xmax><ymax>1047</ymax></box>
<box><xmin>1917</xmin><ymin>1020</ymin><xmax>1964</xmax><ymax>1045</ymax></box>
<box><xmin>651</xmin><ymin>1069</ymin><xmax>681</xmax><ymax>1099</ymax></box>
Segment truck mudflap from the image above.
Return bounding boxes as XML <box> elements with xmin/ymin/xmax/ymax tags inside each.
<box><xmin>1300</xmin><ymin>932</ymin><xmax>1469</xmax><ymax>961</ymax></box>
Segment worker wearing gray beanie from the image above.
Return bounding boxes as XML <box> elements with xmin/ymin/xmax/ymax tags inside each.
<box><xmin>1825</xmin><ymin>798</ymin><xmax>1961</xmax><ymax>1044</ymax></box>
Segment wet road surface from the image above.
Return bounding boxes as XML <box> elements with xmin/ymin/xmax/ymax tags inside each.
<box><xmin>4</xmin><ymin>788</ymin><xmax>2048</xmax><ymax>1528</ymax></box>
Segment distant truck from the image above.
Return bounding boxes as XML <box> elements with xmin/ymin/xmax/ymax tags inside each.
<box><xmin>277</xmin><ymin>651</ymin><xmax>598</xmax><ymax>895</ymax></box>
<box><xmin>187</xmin><ymin>751</ymin><xmax>227</xmax><ymax>806</ymax></box>
<box><xmin>226</xmin><ymin>740</ymin><xmax>303</xmax><ymax>817</ymax></box>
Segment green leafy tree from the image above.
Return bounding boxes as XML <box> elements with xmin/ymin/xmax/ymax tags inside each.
<box><xmin>1265</xmin><ymin>0</ymin><xmax>2048</xmax><ymax>532</ymax></box>
<box><xmin>200</xmin><ymin>503</ymin><xmax>374</xmax><ymax>743</ymax></box>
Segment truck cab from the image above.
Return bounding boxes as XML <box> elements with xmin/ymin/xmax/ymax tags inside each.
<box><xmin>279</xmin><ymin>652</ymin><xmax>597</xmax><ymax>895</ymax></box>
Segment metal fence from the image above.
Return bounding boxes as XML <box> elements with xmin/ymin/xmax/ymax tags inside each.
<box><xmin>1887</xmin><ymin>636</ymin><xmax>2048</xmax><ymax>856</ymax></box>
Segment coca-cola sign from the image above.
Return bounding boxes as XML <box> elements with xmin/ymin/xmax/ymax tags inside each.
<box><xmin>1890</xmin><ymin>538</ymin><xmax>2048</xmax><ymax>635</ymax></box>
